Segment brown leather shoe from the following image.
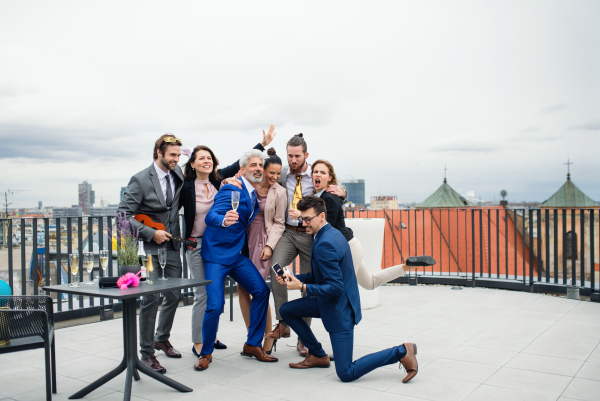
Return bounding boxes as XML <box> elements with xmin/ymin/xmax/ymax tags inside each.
<box><xmin>141</xmin><ymin>356</ymin><xmax>167</xmax><ymax>373</ymax></box>
<box><xmin>297</xmin><ymin>340</ymin><xmax>308</xmax><ymax>357</ymax></box>
<box><xmin>265</xmin><ymin>323</ymin><xmax>291</xmax><ymax>339</ymax></box>
<box><xmin>240</xmin><ymin>343</ymin><xmax>278</xmax><ymax>362</ymax></box>
<box><xmin>154</xmin><ymin>340</ymin><xmax>181</xmax><ymax>358</ymax></box>
<box><xmin>194</xmin><ymin>354</ymin><xmax>212</xmax><ymax>371</ymax></box>
<box><xmin>400</xmin><ymin>343</ymin><xmax>418</xmax><ymax>383</ymax></box>
<box><xmin>289</xmin><ymin>354</ymin><xmax>330</xmax><ymax>369</ymax></box>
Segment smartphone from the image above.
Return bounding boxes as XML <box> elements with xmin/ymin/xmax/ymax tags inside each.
<box><xmin>272</xmin><ymin>263</ymin><xmax>292</xmax><ymax>282</ymax></box>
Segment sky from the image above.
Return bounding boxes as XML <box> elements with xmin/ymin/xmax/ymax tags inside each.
<box><xmin>0</xmin><ymin>0</ymin><xmax>599</xmax><ymax>209</ymax></box>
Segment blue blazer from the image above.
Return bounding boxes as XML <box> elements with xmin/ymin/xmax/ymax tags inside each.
<box><xmin>201</xmin><ymin>179</ymin><xmax>259</xmax><ymax>265</ymax></box>
<box><xmin>297</xmin><ymin>224</ymin><xmax>362</xmax><ymax>333</ymax></box>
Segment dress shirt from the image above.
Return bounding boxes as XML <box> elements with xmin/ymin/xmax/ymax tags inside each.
<box><xmin>286</xmin><ymin>163</ymin><xmax>313</xmax><ymax>225</ymax></box>
<box><xmin>153</xmin><ymin>161</ymin><xmax>176</xmax><ymax>206</ymax></box>
<box><xmin>222</xmin><ymin>175</ymin><xmax>256</xmax><ymax>227</ymax></box>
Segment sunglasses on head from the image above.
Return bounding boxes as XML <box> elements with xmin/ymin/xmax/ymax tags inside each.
<box><xmin>163</xmin><ymin>137</ymin><xmax>182</xmax><ymax>145</ymax></box>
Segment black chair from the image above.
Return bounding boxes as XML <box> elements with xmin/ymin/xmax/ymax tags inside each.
<box><xmin>0</xmin><ymin>295</ymin><xmax>56</xmax><ymax>400</ymax></box>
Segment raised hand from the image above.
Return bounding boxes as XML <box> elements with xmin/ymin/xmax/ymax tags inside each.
<box><xmin>261</xmin><ymin>125</ymin><xmax>276</xmax><ymax>147</ymax></box>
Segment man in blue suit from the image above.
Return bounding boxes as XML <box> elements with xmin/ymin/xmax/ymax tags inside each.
<box><xmin>194</xmin><ymin>149</ymin><xmax>278</xmax><ymax>371</ymax></box>
<box><xmin>277</xmin><ymin>196</ymin><xmax>418</xmax><ymax>383</ymax></box>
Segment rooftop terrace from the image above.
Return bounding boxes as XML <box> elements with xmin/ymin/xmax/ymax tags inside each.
<box><xmin>1</xmin><ymin>285</ymin><xmax>599</xmax><ymax>401</ymax></box>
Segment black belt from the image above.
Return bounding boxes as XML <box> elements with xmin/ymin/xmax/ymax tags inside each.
<box><xmin>286</xmin><ymin>224</ymin><xmax>306</xmax><ymax>232</ymax></box>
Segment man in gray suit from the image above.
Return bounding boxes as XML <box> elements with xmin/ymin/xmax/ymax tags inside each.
<box><xmin>266</xmin><ymin>134</ymin><xmax>345</xmax><ymax>356</ymax></box>
<box><xmin>117</xmin><ymin>134</ymin><xmax>185</xmax><ymax>373</ymax></box>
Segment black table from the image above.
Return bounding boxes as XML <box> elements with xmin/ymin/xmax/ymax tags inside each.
<box><xmin>43</xmin><ymin>278</ymin><xmax>211</xmax><ymax>401</ymax></box>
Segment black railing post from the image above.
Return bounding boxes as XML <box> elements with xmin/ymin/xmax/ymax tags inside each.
<box><xmin>107</xmin><ymin>215</ymin><xmax>114</xmax><ymax>306</ymax></box>
<box><xmin>496</xmin><ymin>209</ymin><xmax>500</xmax><ymax>278</ymax></box>
<box><xmin>571</xmin><ymin>209</ymin><xmax>576</xmax><ymax>283</ymax></box>
<box><xmin>562</xmin><ymin>209</ymin><xmax>567</xmax><ymax>284</ymax></box>
<box><xmin>20</xmin><ymin>219</ymin><xmax>26</xmax><ymax>295</ymax></box>
<box><xmin>7</xmin><ymin>219</ymin><xmax>13</xmax><ymax>292</ymax></box>
<box><xmin>479</xmin><ymin>209</ymin><xmax>483</xmax><ymax>276</ymax></box>
<box><xmin>78</xmin><ymin>216</ymin><xmax>84</xmax><ymax>309</ymax></box>
<box><xmin>471</xmin><ymin>209</ymin><xmax>475</xmax><ymax>285</ymax></box>
<box><xmin>545</xmin><ymin>209</ymin><xmax>550</xmax><ymax>283</ymax></box>
<box><xmin>537</xmin><ymin>209</ymin><xmax>542</xmax><ymax>282</ymax></box>
<box><xmin>528</xmin><ymin>209</ymin><xmax>534</xmax><ymax>287</ymax></box>
<box><xmin>67</xmin><ymin>217</ymin><xmax>73</xmax><ymax>310</ymax></box>
<box><xmin>553</xmin><ymin>209</ymin><xmax>558</xmax><ymax>283</ymax></box>
<box><xmin>590</xmin><ymin>209</ymin><xmax>595</xmax><ymax>293</ymax></box>
<box><xmin>56</xmin><ymin>218</ymin><xmax>62</xmax><ymax>311</ymax></box>
<box><xmin>580</xmin><ymin>209</ymin><xmax>586</xmax><ymax>288</ymax></box>
<box><xmin>44</xmin><ymin>218</ymin><xmax>50</xmax><ymax>289</ymax></box>
<box><xmin>33</xmin><ymin>218</ymin><xmax>38</xmax><ymax>295</ymax></box>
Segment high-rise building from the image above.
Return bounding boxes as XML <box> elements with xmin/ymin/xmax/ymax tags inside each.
<box><xmin>120</xmin><ymin>187</ymin><xmax>127</xmax><ymax>202</ymax></box>
<box><xmin>38</xmin><ymin>201</ymin><xmax>42</xmax><ymax>209</ymax></box>
<box><xmin>78</xmin><ymin>181</ymin><xmax>95</xmax><ymax>214</ymax></box>
<box><xmin>342</xmin><ymin>179</ymin><xmax>365</xmax><ymax>206</ymax></box>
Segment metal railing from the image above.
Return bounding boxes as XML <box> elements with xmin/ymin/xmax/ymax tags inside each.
<box><xmin>0</xmin><ymin>215</ymin><xmax>239</xmax><ymax>321</ymax></box>
<box><xmin>345</xmin><ymin>207</ymin><xmax>599</xmax><ymax>298</ymax></box>
<box><xmin>1</xmin><ymin>207</ymin><xmax>598</xmax><ymax>322</ymax></box>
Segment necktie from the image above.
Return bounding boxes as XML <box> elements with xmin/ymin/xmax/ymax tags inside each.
<box><xmin>292</xmin><ymin>175</ymin><xmax>303</xmax><ymax>209</ymax></box>
<box><xmin>251</xmin><ymin>190</ymin><xmax>258</xmax><ymax>217</ymax></box>
<box><xmin>165</xmin><ymin>174</ymin><xmax>173</xmax><ymax>207</ymax></box>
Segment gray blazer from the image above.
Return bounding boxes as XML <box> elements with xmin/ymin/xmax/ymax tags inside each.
<box><xmin>117</xmin><ymin>163</ymin><xmax>184</xmax><ymax>253</ymax></box>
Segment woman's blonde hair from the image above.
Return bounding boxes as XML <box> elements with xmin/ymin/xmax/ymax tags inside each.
<box><xmin>311</xmin><ymin>159</ymin><xmax>338</xmax><ymax>194</ymax></box>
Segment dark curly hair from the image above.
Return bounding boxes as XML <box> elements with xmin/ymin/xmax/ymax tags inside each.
<box><xmin>183</xmin><ymin>145</ymin><xmax>222</xmax><ymax>182</ymax></box>
<box><xmin>297</xmin><ymin>195</ymin><xmax>327</xmax><ymax>216</ymax></box>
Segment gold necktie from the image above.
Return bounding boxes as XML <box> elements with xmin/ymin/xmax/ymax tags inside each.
<box><xmin>293</xmin><ymin>175</ymin><xmax>303</xmax><ymax>209</ymax></box>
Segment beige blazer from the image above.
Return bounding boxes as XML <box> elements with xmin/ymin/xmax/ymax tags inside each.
<box><xmin>264</xmin><ymin>183</ymin><xmax>287</xmax><ymax>250</ymax></box>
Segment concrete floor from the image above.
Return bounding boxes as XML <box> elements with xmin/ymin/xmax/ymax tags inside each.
<box><xmin>1</xmin><ymin>285</ymin><xmax>600</xmax><ymax>401</ymax></box>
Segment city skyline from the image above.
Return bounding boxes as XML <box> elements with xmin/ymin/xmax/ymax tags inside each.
<box><xmin>1</xmin><ymin>1</ymin><xmax>599</xmax><ymax>208</ymax></box>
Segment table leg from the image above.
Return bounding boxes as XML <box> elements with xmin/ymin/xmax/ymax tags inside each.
<box><xmin>69</xmin><ymin>297</ymin><xmax>192</xmax><ymax>401</ymax></box>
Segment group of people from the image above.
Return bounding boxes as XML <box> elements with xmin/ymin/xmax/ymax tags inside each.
<box><xmin>117</xmin><ymin>127</ymin><xmax>427</xmax><ymax>384</ymax></box>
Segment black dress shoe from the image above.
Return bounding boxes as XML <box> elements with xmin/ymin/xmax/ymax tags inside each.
<box><xmin>214</xmin><ymin>340</ymin><xmax>227</xmax><ymax>350</ymax></box>
<box><xmin>406</xmin><ymin>256</ymin><xmax>436</xmax><ymax>266</ymax></box>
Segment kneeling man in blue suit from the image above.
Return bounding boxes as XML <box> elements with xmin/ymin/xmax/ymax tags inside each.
<box><xmin>277</xmin><ymin>196</ymin><xmax>418</xmax><ymax>383</ymax></box>
<box><xmin>195</xmin><ymin>149</ymin><xmax>278</xmax><ymax>371</ymax></box>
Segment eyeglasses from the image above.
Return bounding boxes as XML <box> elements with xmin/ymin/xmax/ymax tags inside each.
<box><xmin>162</xmin><ymin>137</ymin><xmax>182</xmax><ymax>145</ymax></box>
<box><xmin>299</xmin><ymin>214</ymin><xmax>319</xmax><ymax>225</ymax></box>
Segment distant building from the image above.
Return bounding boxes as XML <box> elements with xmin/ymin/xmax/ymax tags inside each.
<box><xmin>38</xmin><ymin>201</ymin><xmax>42</xmax><ymax>209</ymax></box>
<box><xmin>342</xmin><ymin>179</ymin><xmax>365</xmax><ymax>206</ymax></box>
<box><xmin>120</xmin><ymin>187</ymin><xmax>127</xmax><ymax>202</ymax></box>
<box><xmin>417</xmin><ymin>177</ymin><xmax>473</xmax><ymax>208</ymax></box>
<box><xmin>78</xmin><ymin>181</ymin><xmax>95</xmax><ymax>214</ymax></box>
<box><xmin>370</xmin><ymin>196</ymin><xmax>399</xmax><ymax>210</ymax></box>
<box><xmin>53</xmin><ymin>207</ymin><xmax>83</xmax><ymax>218</ymax></box>
<box><xmin>90</xmin><ymin>205</ymin><xmax>119</xmax><ymax>217</ymax></box>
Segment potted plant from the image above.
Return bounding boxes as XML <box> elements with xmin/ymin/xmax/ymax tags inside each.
<box><xmin>107</xmin><ymin>212</ymin><xmax>142</xmax><ymax>275</ymax></box>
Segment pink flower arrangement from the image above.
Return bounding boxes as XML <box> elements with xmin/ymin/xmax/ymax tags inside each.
<box><xmin>116</xmin><ymin>268</ymin><xmax>145</xmax><ymax>289</ymax></box>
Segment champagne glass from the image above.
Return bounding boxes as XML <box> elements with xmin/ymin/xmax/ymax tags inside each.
<box><xmin>99</xmin><ymin>250</ymin><xmax>108</xmax><ymax>277</ymax></box>
<box><xmin>69</xmin><ymin>252</ymin><xmax>79</xmax><ymax>287</ymax></box>
<box><xmin>288</xmin><ymin>194</ymin><xmax>295</xmax><ymax>210</ymax></box>
<box><xmin>231</xmin><ymin>191</ymin><xmax>240</xmax><ymax>211</ymax></box>
<box><xmin>158</xmin><ymin>249</ymin><xmax>167</xmax><ymax>280</ymax></box>
<box><xmin>143</xmin><ymin>255</ymin><xmax>154</xmax><ymax>284</ymax></box>
<box><xmin>84</xmin><ymin>252</ymin><xmax>94</xmax><ymax>285</ymax></box>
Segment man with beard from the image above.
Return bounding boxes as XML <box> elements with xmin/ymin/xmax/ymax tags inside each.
<box><xmin>117</xmin><ymin>134</ymin><xmax>185</xmax><ymax>373</ymax></box>
<box><xmin>193</xmin><ymin>149</ymin><xmax>278</xmax><ymax>371</ymax></box>
<box><xmin>266</xmin><ymin>134</ymin><xmax>345</xmax><ymax>356</ymax></box>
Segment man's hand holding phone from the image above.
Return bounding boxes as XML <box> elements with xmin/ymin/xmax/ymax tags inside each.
<box><xmin>272</xmin><ymin>263</ymin><xmax>303</xmax><ymax>290</ymax></box>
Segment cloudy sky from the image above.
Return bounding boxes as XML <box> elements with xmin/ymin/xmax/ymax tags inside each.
<box><xmin>1</xmin><ymin>0</ymin><xmax>598</xmax><ymax>209</ymax></box>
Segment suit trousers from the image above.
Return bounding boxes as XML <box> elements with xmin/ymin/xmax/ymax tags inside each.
<box><xmin>270</xmin><ymin>228</ymin><xmax>313</xmax><ymax>321</ymax></box>
<box><xmin>348</xmin><ymin>238</ymin><xmax>406</xmax><ymax>290</ymax></box>
<box><xmin>201</xmin><ymin>253</ymin><xmax>270</xmax><ymax>356</ymax></box>
<box><xmin>186</xmin><ymin>242</ymin><xmax>208</xmax><ymax>344</ymax></box>
<box><xmin>280</xmin><ymin>297</ymin><xmax>406</xmax><ymax>382</ymax></box>
<box><xmin>139</xmin><ymin>247</ymin><xmax>182</xmax><ymax>359</ymax></box>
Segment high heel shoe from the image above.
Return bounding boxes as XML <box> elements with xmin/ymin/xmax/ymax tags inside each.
<box><xmin>214</xmin><ymin>340</ymin><xmax>228</xmax><ymax>350</ymax></box>
<box><xmin>192</xmin><ymin>346</ymin><xmax>200</xmax><ymax>358</ymax></box>
<box><xmin>265</xmin><ymin>339</ymin><xmax>277</xmax><ymax>355</ymax></box>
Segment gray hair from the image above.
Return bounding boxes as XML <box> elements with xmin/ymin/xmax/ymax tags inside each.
<box><xmin>240</xmin><ymin>149</ymin><xmax>268</xmax><ymax>168</ymax></box>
